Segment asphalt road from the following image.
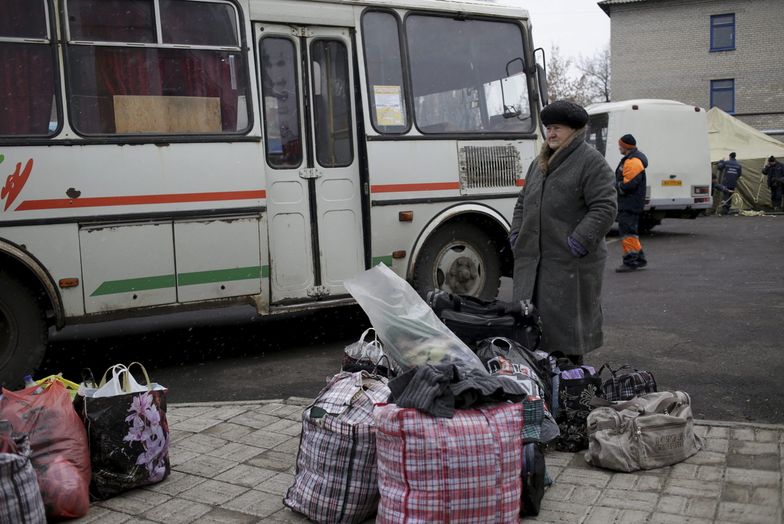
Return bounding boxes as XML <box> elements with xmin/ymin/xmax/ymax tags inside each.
<box><xmin>41</xmin><ymin>214</ymin><xmax>784</xmax><ymax>424</ymax></box>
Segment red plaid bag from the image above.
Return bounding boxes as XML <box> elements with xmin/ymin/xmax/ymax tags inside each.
<box><xmin>284</xmin><ymin>371</ymin><xmax>390</xmax><ymax>523</ymax></box>
<box><xmin>374</xmin><ymin>402</ymin><xmax>524</xmax><ymax>524</ymax></box>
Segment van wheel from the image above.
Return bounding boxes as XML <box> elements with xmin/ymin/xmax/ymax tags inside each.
<box><xmin>412</xmin><ymin>223</ymin><xmax>501</xmax><ymax>300</ymax></box>
<box><xmin>638</xmin><ymin>216</ymin><xmax>660</xmax><ymax>234</ymax></box>
<box><xmin>0</xmin><ymin>272</ymin><xmax>47</xmax><ymax>389</ymax></box>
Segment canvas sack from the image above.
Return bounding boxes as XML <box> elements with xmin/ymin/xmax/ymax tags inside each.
<box><xmin>585</xmin><ymin>390</ymin><xmax>702</xmax><ymax>472</ymax></box>
<box><xmin>284</xmin><ymin>371</ymin><xmax>391</xmax><ymax>524</ymax></box>
<box><xmin>374</xmin><ymin>402</ymin><xmax>524</xmax><ymax>523</ymax></box>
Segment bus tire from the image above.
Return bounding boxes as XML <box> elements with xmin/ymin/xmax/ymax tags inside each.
<box><xmin>412</xmin><ymin>222</ymin><xmax>502</xmax><ymax>300</ymax></box>
<box><xmin>0</xmin><ymin>272</ymin><xmax>47</xmax><ymax>389</ymax></box>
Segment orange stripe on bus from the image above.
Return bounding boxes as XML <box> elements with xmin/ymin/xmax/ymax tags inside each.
<box><xmin>15</xmin><ymin>190</ymin><xmax>267</xmax><ymax>211</ymax></box>
<box><xmin>370</xmin><ymin>182</ymin><xmax>461</xmax><ymax>193</ymax></box>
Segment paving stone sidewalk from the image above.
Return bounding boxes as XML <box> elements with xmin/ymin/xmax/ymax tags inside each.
<box><xmin>74</xmin><ymin>398</ymin><xmax>784</xmax><ymax>524</ymax></box>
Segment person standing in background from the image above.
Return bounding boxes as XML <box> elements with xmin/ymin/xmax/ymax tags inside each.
<box><xmin>716</xmin><ymin>152</ymin><xmax>742</xmax><ymax>215</ymax></box>
<box><xmin>509</xmin><ymin>100</ymin><xmax>616</xmax><ymax>366</ymax></box>
<box><xmin>615</xmin><ymin>134</ymin><xmax>648</xmax><ymax>272</ymax></box>
<box><xmin>762</xmin><ymin>156</ymin><xmax>784</xmax><ymax>211</ymax></box>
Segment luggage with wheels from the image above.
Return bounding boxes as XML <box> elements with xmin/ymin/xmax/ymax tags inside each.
<box><xmin>426</xmin><ymin>290</ymin><xmax>542</xmax><ymax>350</ymax></box>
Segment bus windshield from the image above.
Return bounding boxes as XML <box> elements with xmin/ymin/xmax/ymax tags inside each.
<box><xmin>405</xmin><ymin>15</ymin><xmax>532</xmax><ymax>134</ymax></box>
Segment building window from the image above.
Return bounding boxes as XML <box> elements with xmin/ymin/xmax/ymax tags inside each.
<box><xmin>710</xmin><ymin>14</ymin><xmax>735</xmax><ymax>51</ymax></box>
<box><xmin>710</xmin><ymin>79</ymin><xmax>735</xmax><ymax>113</ymax></box>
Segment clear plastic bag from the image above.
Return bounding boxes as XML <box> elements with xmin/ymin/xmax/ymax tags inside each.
<box><xmin>344</xmin><ymin>264</ymin><xmax>485</xmax><ymax>373</ymax></box>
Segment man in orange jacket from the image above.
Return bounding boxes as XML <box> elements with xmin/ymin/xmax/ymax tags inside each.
<box><xmin>615</xmin><ymin>134</ymin><xmax>648</xmax><ymax>272</ymax></box>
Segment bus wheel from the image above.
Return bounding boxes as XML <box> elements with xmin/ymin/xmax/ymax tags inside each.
<box><xmin>0</xmin><ymin>272</ymin><xmax>47</xmax><ymax>389</ymax></box>
<box><xmin>413</xmin><ymin>223</ymin><xmax>502</xmax><ymax>300</ymax></box>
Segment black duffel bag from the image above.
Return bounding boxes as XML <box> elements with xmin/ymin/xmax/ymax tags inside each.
<box><xmin>426</xmin><ymin>290</ymin><xmax>542</xmax><ymax>350</ymax></box>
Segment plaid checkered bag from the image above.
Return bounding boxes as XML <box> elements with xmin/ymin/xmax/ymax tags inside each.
<box><xmin>0</xmin><ymin>425</ymin><xmax>46</xmax><ymax>524</ymax></box>
<box><xmin>284</xmin><ymin>371</ymin><xmax>390</xmax><ymax>524</ymax></box>
<box><xmin>374</xmin><ymin>402</ymin><xmax>524</xmax><ymax>523</ymax></box>
<box><xmin>522</xmin><ymin>396</ymin><xmax>544</xmax><ymax>443</ymax></box>
<box><xmin>599</xmin><ymin>363</ymin><xmax>657</xmax><ymax>401</ymax></box>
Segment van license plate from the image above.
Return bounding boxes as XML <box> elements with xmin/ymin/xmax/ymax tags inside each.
<box><xmin>662</xmin><ymin>180</ymin><xmax>682</xmax><ymax>186</ymax></box>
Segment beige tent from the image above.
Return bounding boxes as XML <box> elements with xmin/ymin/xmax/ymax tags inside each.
<box><xmin>707</xmin><ymin>107</ymin><xmax>784</xmax><ymax>211</ymax></box>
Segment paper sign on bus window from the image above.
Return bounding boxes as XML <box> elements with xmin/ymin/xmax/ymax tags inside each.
<box><xmin>373</xmin><ymin>85</ymin><xmax>405</xmax><ymax>127</ymax></box>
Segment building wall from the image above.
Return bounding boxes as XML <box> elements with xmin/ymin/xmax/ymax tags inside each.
<box><xmin>609</xmin><ymin>0</ymin><xmax>784</xmax><ymax>134</ymax></box>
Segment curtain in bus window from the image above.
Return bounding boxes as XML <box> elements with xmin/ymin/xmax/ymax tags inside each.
<box><xmin>160</xmin><ymin>0</ymin><xmax>238</xmax><ymax>47</ymax></box>
<box><xmin>67</xmin><ymin>47</ymin><xmax>244</xmax><ymax>134</ymax></box>
<box><xmin>361</xmin><ymin>11</ymin><xmax>407</xmax><ymax>133</ymax></box>
<box><xmin>260</xmin><ymin>37</ymin><xmax>302</xmax><ymax>169</ymax></box>
<box><xmin>0</xmin><ymin>44</ymin><xmax>55</xmax><ymax>136</ymax></box>
<box><xmin>405</xmin><ymin>16</ymin><xmax>531</xmax><ymax>134</ymax></box>
<box><xmin>310</xmin><ymin>40</ymin><xmax>353</xmax><ymax>167</ymax></box>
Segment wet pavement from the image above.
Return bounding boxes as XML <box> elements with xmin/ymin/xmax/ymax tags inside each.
<box><xmin>73</xmin><ymin>397</ymin><xmax>784</xmax><ymax>524</ymax></box>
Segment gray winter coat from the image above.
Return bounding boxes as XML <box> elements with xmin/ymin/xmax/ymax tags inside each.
<box><xmin>510</xmin><ymin>129</ymin><xmax>617</xmax><ymax>355</ymax></box>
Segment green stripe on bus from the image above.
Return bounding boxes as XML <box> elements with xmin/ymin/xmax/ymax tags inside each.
<box><xmin>91</xmin><ymin>265</ymin><xmax>270</xmax><ymax>296</ymax></box>
<box><xmin>91</xmin><ymin>274</ymin><xmax>176</xmax><ymax>296</ymax></box>
<box><xmin>372</xmin><ymin>256</ymin><xmax>393</xmax><ymax>267</ymax></box>
<box><xmin>177</xmin><ymin>266</ymin><xmax>262</xmax><ymax>286</ymax></box>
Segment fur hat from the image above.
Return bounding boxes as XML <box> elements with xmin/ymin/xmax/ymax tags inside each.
<box><xmin>619</xmin><ymin>134</ymin><xmax>636</xmax><ymax>149</ymax></box>
<box><xmin>540</xmin><ymin>100</ymin><xmax>589</xmax><ymax>129</ymax></box>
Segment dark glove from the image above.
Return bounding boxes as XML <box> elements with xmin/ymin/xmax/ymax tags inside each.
<box><xmin>567</xmin><ymin>235</ymin><xmax>588</xmax><ymax>257</ymax></box>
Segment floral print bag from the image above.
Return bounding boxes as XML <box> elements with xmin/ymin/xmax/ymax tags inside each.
<box><xmin>74</xmin><ymin>362</ymin><xmax>170</xmax><ymax>500</ymax></box>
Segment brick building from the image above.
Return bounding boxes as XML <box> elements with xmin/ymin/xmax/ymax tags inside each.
<box><xmin>598</xmin><ymin>0</ymin><xmax>784</xmax><ymax>136</ymax></box>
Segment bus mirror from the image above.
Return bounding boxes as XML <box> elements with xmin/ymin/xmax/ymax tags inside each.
<box><xmin>536</xmin><ymin>63</ymin><xmax>549</xmax><ymax>106</ymax></box>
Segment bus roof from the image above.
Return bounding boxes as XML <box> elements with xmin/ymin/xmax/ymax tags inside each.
<box><xmin>262</xmin><ymin>0</ymin><xmax>529</xmax><ymax>19</ymax></box>
<box><xmin>586</xmin><ymin>99</ymin><xmax>704</xmax><ymax>114</ymax></box>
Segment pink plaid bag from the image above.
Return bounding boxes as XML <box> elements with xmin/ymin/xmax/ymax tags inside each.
<box><xmin>374</xmin><ymin>402</ymin><xmax>524</xmax><ymax>524</ymax></box>
<box><xmin>284</xmin><ymin>371</ymin><xmax>390</xmax><ymax>523</ymax></box>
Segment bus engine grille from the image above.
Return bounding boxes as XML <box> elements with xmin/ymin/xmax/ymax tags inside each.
<box><xmin>459</xmin><ymin>145</ymin><xmax>522</xmax><ymax>190</ymax></box>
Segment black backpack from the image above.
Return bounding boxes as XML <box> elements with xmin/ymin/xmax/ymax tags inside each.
<box><xmin>474</xmin><ymin>337</ymin><xmax>555</xmax><ymax>410</ymax></box>
<box><xmin>426</xmin><ymin>290</ymin><xmax>543</xmax><ymax>351</ymax></box>
<box><xmin>521</xmin><ymin>442</ymin><xmax>546</xmax><ymax>517</ymax></box>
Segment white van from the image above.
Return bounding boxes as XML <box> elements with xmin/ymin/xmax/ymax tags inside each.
<box><xmin>585</xmin><ymin>99</ymin><xmax>712</xmax><ymax>231</ymax></box>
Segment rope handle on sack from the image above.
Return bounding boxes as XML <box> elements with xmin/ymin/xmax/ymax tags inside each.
<box><xmin>126</xmin><ymin>361</ymin><xmax>153</xmax><ymax>391</ymax></box>
<box><xmin>98</xmin><ymin>362</ymin><xmax>152</xmax><ymax>392</ymax></box>
<box><xmin>98</xmin><ymin>363</ymin><xmax>128</xmax><ymax>389</ymax></box>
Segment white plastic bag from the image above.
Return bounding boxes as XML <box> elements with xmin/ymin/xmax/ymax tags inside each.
<box><xmin>344</xmin><ymin>328</ymin><xmax>385</xmax><ymax>362</ymax></box>
<box><xmin>344</xmin><ymin>264</ymin><xmax>485</xmax><ymax>373</ymax></box>
<box><xmin>90</xmin><ymin>363</ymin><xmax>165</xmax><ymax>398</ymax></box>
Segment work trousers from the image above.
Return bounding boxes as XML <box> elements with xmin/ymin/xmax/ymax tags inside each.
<box><xmin>618</xmin><ymin>210</ymin><xmax>646</xmax><ymax>268</ymax></box>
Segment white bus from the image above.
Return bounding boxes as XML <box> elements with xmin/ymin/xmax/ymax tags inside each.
<box><xmin>585</xmin><ymin>99</ymin><xmax>712</xmax><ymax>231</ymax></box>
<box><xmin>0</xmin><ymin>0</ymin><xmax>545</xmax><ymax>384</ymax></box>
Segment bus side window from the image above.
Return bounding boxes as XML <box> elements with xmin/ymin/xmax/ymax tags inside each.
<box><xmin>361</xmin><ymin>10</ymin><xmax>409</xmax><ymax>134</ymax></box>
<box><xmin>64</xmin><ymin>0</ymin><xmax>251</xmax><ymax>136</ymax></box>
<box><xmin>0</xmin><ymin>0</ymin><xmax>58</xmax><ymax>137</ymax></box>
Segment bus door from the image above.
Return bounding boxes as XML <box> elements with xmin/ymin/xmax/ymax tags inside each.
<box><xmin>257</xmin><ymin>24</ymin><xmax>365</xmax><ymax>305</ymax></box>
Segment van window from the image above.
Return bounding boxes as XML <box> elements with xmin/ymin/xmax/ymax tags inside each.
<box><xmin>406</xmin><ymin>15</ymin><xmax>531</xmax><ymax>134</ymax></box>
<box><xmin>65</xmin><ymin>0</ymin><xmax>250</xmax><ymax>136</ymax></box>
<box><xmin>0</xmin><ymin>0</ymin><xmax>57</xmax><ymax>137</ymax></box>
<box><xmin>585</xmin><ymin>112</ymin><xmax>609</xmax><ymax>156</ymax></box>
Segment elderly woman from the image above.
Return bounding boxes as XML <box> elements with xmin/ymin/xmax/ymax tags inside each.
<box><xmin>509</xmin><ymin>100</ymin><xmax>617</xmax><ymax>364</ymax></box>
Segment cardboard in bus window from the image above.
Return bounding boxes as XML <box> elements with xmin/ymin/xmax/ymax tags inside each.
<box><xmin>113</xmin><ymin>95</ymin><xmax>221</xmax><ymax>134</ymax></box>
